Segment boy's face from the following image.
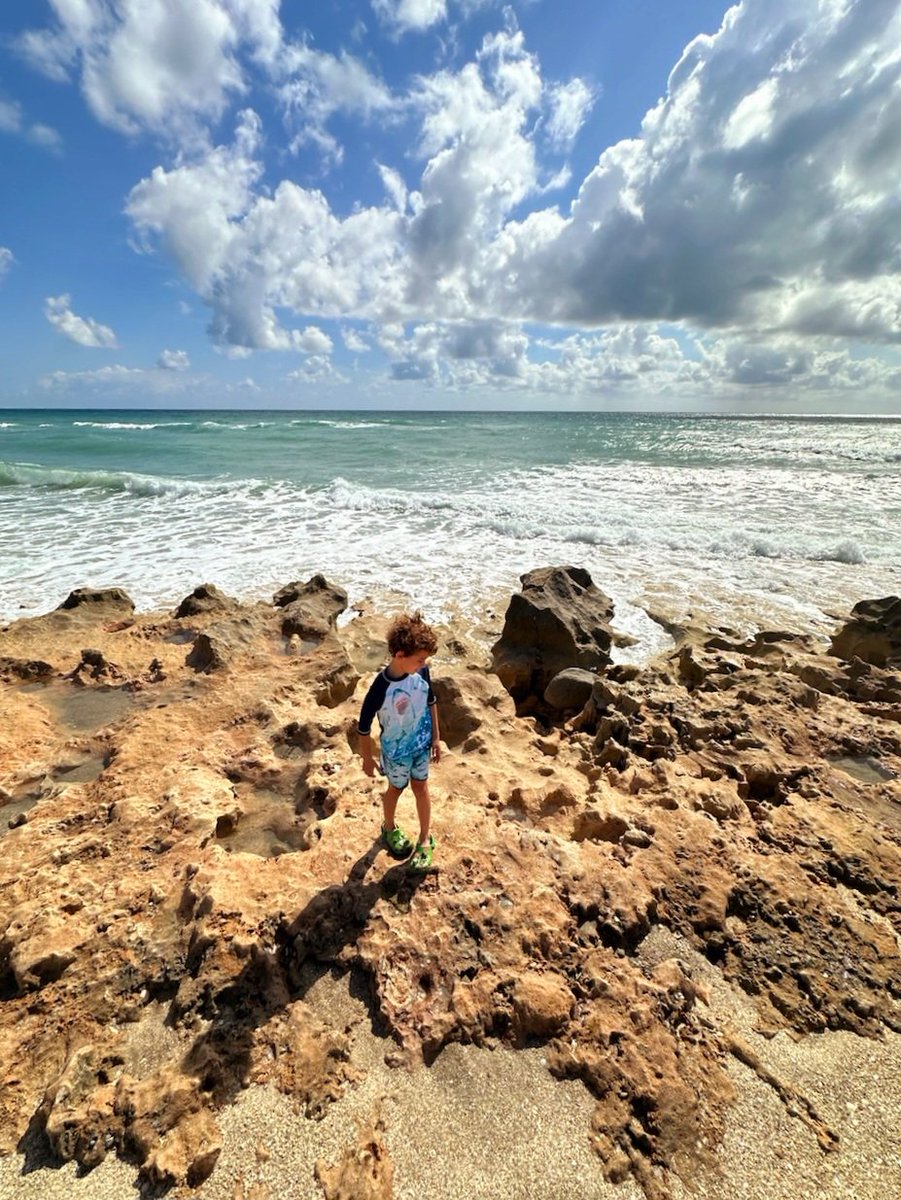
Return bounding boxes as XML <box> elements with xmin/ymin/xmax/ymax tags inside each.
<box><xmin>393</xmin><ymin>649</ymin><xmax>430</xmax><ymax>673</ymax></box>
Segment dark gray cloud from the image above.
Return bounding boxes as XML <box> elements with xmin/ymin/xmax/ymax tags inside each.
<box><xmin>497</xmin><ymin>0</ymin><xmax>901</xmax><ymax>341</ymax></box>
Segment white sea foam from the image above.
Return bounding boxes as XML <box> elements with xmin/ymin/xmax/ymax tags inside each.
<box><xmin>71</xmin><ymin>420</ymin><xmax>185</xmax><ymax>430</ymax></box>
<box><xmin>200</xmin><ymin>420</ymin><xmax>273</xmax><ymax>430</ymax></box>
<box><xmin>2</xmin><ymin>413</ymin><xmax>900</xmax><ymax>659</ymax></box>
<box><xmin>308</xmin><ymin>419</ymin><xmax>391</xmax><ymax>429</ymax></box>
<box><xmin>813</xmin><ymin>540</ymin><xmax>866</xmax><ymax>565</ymax></box>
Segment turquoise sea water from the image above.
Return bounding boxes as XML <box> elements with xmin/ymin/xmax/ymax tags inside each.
<box><xmin>2</xmin><ymin>410</ymin><xmax>899</xmax><ymax>654</ymax></box>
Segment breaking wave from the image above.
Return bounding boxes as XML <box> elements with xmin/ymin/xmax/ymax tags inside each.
<box><xmin>71</xmin><ymin>420</ymin><xmax>193</xmax><ymax>430</ymax></box>
<box><xmin>0</xmin><ymin>461</ymin><xmax>216</xmax><ymax>498</ymax></box>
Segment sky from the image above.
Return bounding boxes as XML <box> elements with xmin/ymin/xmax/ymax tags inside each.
<box><xmin>1</xmin><ymin>0</ymin><xmax>900</xmax><ymax>412</ymax></box>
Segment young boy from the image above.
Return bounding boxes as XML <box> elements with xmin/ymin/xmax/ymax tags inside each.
<box><xmin>357</xmin><ymin>612</ymin><xmax>441</xmax><ymax>872</ymax></box>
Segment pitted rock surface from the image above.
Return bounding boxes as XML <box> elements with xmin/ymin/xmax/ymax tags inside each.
<box><xmin>1</xmin><ymin>581</ymin><xmax>900</xmax><ymax>1198</ymax></box>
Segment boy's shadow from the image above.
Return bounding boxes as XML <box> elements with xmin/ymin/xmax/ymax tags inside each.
<box><xmin>178</xmin><ymin>841</ymin><xmax>430</xmax><ymax>1114</ymax></box>
<box><xmin>284</xmin><ymin>840</ymin><xmax>427</xmax><ymax>964</ymax></box>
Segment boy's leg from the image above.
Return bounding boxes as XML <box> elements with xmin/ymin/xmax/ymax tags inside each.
<box><xmin>381</xmin><ymin>782</ymin><xmax>405</xmax><ymax>831</ymax></box>
<box><xmin>410</xmin><ymin>777</ymin><xmax>431</xmax><ymax>846</ymax></box>
<box><xmin>381</xmin><ymin>780</ymin><xmax>414</xmax><ymax>857</ymax></box>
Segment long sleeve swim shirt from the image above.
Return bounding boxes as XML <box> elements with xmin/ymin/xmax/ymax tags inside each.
<box><xmin>358</xmin><ymin>666</ymin><xmax>435</xmax><ymax>761</ymax></box>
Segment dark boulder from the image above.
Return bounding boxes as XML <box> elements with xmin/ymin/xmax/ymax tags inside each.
<box><xmin>174</xmin><ymin>584</ymin><xmax>235</xmax><ymax>619</ymax></box>
<box><xmin>57</xmin><ymin>587</ymin><xmax>134</xmax><ymax>613</ymax></box>
<box><xmin>491</xmin><ymin>566</ymin><xmax>614</xmax><ymax>706</ymax></box>
<box><xmin>544</xmin><ymin>668</ymin><xmax>598</xmax><ymax>711</ymax></box>
<box><xmin>829</xmin><ymin>597</ymin><xmax>901</xmax><ymax>667</ymax></box>
<box><xmin>273</xmin><ymin>575</ymin><xmax>348</xmax><ymax>641</ymax></box>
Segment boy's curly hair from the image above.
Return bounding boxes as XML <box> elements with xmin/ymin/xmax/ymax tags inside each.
<box><xmin>387</xmin><ymin>611</ymin><xmax>438</xmax><ymax>657</ymax></box>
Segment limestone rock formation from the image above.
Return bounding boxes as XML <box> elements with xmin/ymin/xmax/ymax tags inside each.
<box><xmin>57</xmin><ymin>586</ymin><xmax>135</xmax><ymax>614</ymax></box>
<box><xmin>186</xmin><ymin>617</ymin><xmax>263</xmax><ymax>673</ymax></box>
<box><xmin>175</xmin><ymin>583</ymin><xmax>237</xmax><ymax>619</ymax></box>
<box><xmin>1</xmin><ymin>584</ymin><xmax>900</xmax><ymax>1200</ymax></box>
<box><xmin>314</xmin><ymin>1108</ymin><xmax>394</xmax><ymax>1200</ymax></box>
<box><xmin>491</xmin><ymin>566</ymin><xmax>614</xmax><ymax>707</ymax></box>
<box><xmin>273</xmin><ymin>574</ymin><xmax>348</xmax><ymax>642</ymax></box>
<box><xmin>829</xmin><ymin>594</ymin><xmax>901</xmax><ymax>667</ymax></box>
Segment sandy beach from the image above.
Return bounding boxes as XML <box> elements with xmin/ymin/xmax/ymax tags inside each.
<box><xmin>1</xmin><ymin>572</ymin><xmax>899</xmax><ymax>1200</ymax></box>
<box><xmin>4</xmin><ymin>965</ymin><xmax>900</xmax><ymax>1200</ymax></box>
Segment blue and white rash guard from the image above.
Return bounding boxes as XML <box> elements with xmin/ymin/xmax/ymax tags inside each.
<box><xmin>358</xmin><ymin>666</ymin><xmax>435</xmax><ymax>762</ymax></box>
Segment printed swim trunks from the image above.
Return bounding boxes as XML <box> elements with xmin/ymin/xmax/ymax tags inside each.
<box><xmin>380</xmin><ymin>747</ymin><xmax>430</xmax><ymax>789</ymax></box>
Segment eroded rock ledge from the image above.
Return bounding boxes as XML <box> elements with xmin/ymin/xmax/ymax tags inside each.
<box><xmin>1</xmin><ymin>573</ymin><xmax>899</xmax><ymax>1200</ymax></box>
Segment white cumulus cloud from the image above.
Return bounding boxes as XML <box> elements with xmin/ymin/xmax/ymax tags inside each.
<box><xmin>17</xmin><ymin>0</ymin><xmax>283</xmax><ymax>140</ymax></box>
<box><xmin>44</xmin><ymin>294</ymin><xmax>118</xmax><ymax>348</ymax></box>
<box><xmin>295</xmin><ymin>326</ymin><xmax>333</xmax><ymax>354</ymax></box>
<box><xmin>544</xmin><ymin>77</ymin><xmax>595</xmax><ymax>149</ymax></box>
<box><xmin>0</xmin><ymin>247</ymin><xmax>14</xmax><ymax>281</ymax></box>
<box><xmin>372</xmin><ymin>0</ymin><xmax>448</xmax><ymax>34</ymax></box>
<box><xmin>0</xmin><ymin>96</ymin><xmax>62</xmax><ymax>149</ymax></box>
<box><xmin>158</xmin><ymin>348</ymin><xmax>191</xmax><ymax>370</ymax></box>
<box><xmin>276</xmin><ymin>41</ymin><xmax>396</xmax><ymax>161</ymax></box>
<box><xmin>119</xmin><ymin>0</ymin><xmax>901</xmax><ymax>402</ymax></box>
<box><xmin>495</xmin><ymin>0</ymin><xmax>901</xmax><ymax>342</ymax></box>
<box><xmin>286</xmin><ymin>355</ymin><xmax>346</xmax><ymax>383</ymax></box>
<box><xmin>342</xmin><ymin>327</ymin><xmax>371</xmax><ymax>354</ymax></box>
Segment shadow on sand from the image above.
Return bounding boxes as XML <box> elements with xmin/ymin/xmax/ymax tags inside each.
<box><xmin>18</xmin><ymin>840</ymin><xmax>432</xmax><ymax>1195</ymax></box>
<box><xmin>178</xmin><ymin>839</ymin><xmax>431</xmax><ymax>1111</ymax></box>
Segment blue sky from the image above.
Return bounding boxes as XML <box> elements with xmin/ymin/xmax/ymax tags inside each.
<box><xmin>1</xmin><ymin>0</ymin><xmax>900</xmax><ymax>411</ymax></box>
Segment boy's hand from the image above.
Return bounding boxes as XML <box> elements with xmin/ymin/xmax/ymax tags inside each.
<box><xmin>430</xmin><ymin>741</ymin><xmax>441</xmax><ymax>763</ymax></box>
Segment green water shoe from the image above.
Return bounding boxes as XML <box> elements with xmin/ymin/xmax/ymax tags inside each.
<box><xmin>408</xmin><ymin>835</ymin><xmax>435</xmax><ymax>873</ymax></box>
<box><xmin>381</xmin><ymin>824</ymin><xmax>413</xmax><ymax>859</ymax></box>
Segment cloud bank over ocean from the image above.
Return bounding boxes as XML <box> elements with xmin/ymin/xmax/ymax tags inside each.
<box><xmin>3</xmin><ymin>1</ymin><xmax>901</xmax><ymax>409</ymax></box>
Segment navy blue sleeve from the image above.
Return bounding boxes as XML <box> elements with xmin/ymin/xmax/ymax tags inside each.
<box><xmin>358</xmin><ymin>672</ymin><xmax>389</xmax><ymax>735</ymax></box>
<box><xmin>419</xmin><ymin>665</ymin><xmax>436</xmax><ymax>705</ymax></box>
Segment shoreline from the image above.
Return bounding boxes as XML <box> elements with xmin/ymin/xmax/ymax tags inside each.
<box><xmin>1</xmin><ymin>574</ymin><xmax>899</xmax><ymax>1200</ymax></box>
<box><xmin>2</xmin><ymin>559</ymin><xmax>888</xmax><ymax>666</ymax></box>
<box><xmin>4</xmin><ymin>409</ymin><xmax>899</xmax><ymax>653</ymax></box>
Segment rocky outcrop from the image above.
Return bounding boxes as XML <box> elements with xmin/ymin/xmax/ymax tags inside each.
<box><xmin>829</xmin><ymin>595</ymin><xmax>901</xmax><ymax>667</ymax></box>
<box><xmin>0</xmin><ymin>656</ymin><xmax>54</xmax><ymax>682</ymax></box>
<box><xmin>544</xmin><ymin>667</ymin><xmax>597</xmax><ymax>710</ymax></box>
<box><xmin>57</xmin><ymin>586</ymin><xmax>134</xmax><ymax>613</ymax></box>
<box><xmin>491</xmin><ymin>566</ymin><xmax>614</xmax><ymax>707</ymax></box>
<box><xmin>185</xmin><ymin>616</ymin><xmax>262</xmax><ymax>673</ymax></box>
<box><xmin>1</xmin><ymin>588</ymin><xmax>900</xmax><ymax>1199</ymax></box>
<box><xmin>273</xmin><ymin>574</ymin><xmax>348</xmax><ymax>641</ymax></box>
<box><xmin>313</xmin><ymin>640</ymin><xmax>361</xmax><ymax>708</ymax></box>
<box><xmin>175</xmin><ymin>583</ymin><xmax>237</xmax><ymax>619</ymax></box>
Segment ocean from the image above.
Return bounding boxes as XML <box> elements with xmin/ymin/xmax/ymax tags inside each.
<box><xmin>2</xmin><ymin>409</ymin><xmax>899</xmax><ymax>658</ymax></box>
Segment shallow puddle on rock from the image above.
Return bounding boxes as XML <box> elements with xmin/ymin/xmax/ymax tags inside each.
<box><xmin>215</xmin><ymin>787</ymin><xmax>311</xmax><ymax>857</ymax></box>
<box><xmin>1</xmin><ymin>793</ymin><xmax>40</xmax><ymax>834</ymax></box>
<box><xmin>163</xmin><ymin>628</ymin><xmax>196</xmax><ymax>645</ymax></box>
<box><xmin>347</xmin><ymin>637</ymin><xmax>390</xmax><ymax>673</ymax></box>
<box><xmin>279</xmin><ymin>636</ymin><xmax>319</xmax><ymax>657</ymax></box>
<box><xmin>52</xmin><ymin>755</ymin><xmax>107</xmax><ymax>784</ymax></box>
<box><xmin>20</xmin><ymin>681</ymin><xmax>135</xmax><ymax>732</ymax></box>
<box><xmin>831</xmin><ymin>755</ymin><xmax>896</xmax><ymax>784</ymax></box>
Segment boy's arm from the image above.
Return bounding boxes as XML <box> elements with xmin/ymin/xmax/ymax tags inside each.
<box><xmin>358</xmin><ymin>672</ymin><xmax>388</xmax><ymax>777</ymax></box>
<box><xmin>422</xmin><ymin>665</ymin><xmax>441</xmax><ymax>762</ymax></box>
<box><xmin>358</xmin><ymin>731</ymin><xmax>376</xmax><ymax>776</ymax></box>
<box><xmin>430</xmin><ymin>701</ymin><xmax>441</xmax><ymax>762</ymax></box>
